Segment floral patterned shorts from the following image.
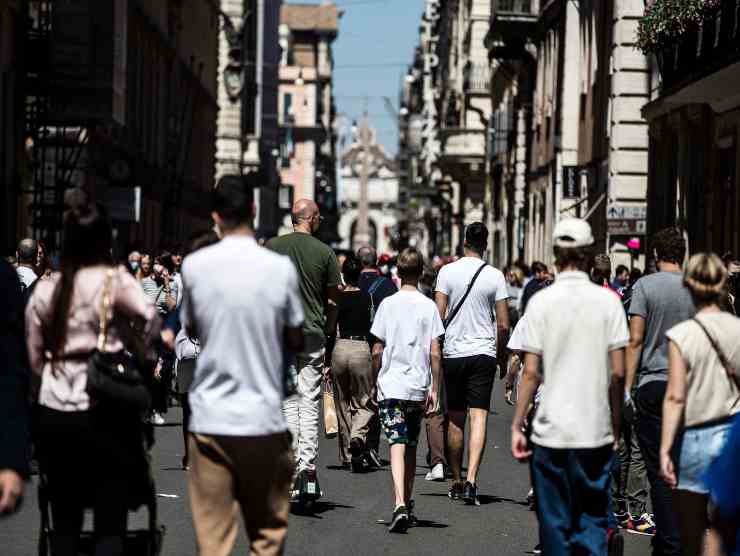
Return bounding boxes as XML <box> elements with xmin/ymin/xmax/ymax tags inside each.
<box><xmin>379</xmin><ymin>399</ymin><xmax>425</xmax><ymax>446</ymax></box>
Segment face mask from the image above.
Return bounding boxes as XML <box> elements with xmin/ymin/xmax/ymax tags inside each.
<box><xmin>130</xmin><ymin>262</ymin><xmax>139</xmax><ymax>272</ymax></box>
<box><xmin>380</xmin><ymin>264</ymin><xmax>389</xmax><ymax>275</ymax></box>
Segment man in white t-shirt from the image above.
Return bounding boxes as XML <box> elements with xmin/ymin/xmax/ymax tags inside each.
<box><xmin>435</xmin><ymin>222</ymin><xmax>510</xmax><ymax>505</ymax></box>
<box><xmin>371</xmin><ymin>248</ymin><xmax>444</xmax><ymax>532</ymax></box>
<box><xmin>181</xmin><ymin>176</ymin><xmax>305</xmax><ymax>556</ymax></box>
<box><xmin>511</xmin><ymin>218</ymin><xmax>628</xmax><ymax>555</ymax></box>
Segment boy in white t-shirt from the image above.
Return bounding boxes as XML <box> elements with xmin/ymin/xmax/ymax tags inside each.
<box><xmin>371</xmin><ymin>248</ymin><xmax>445</xmax><ymax>533</ymax></box>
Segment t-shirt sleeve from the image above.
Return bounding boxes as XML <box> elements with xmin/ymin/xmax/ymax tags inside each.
<box><xmin>430</xmin><ymin>304</ymin><xmax>445</xmax><ymax>339</ymax></box>
<box><xmin>628</xmin><ymin>280</ymin><xmax>648</xmax><ymax>318</ymax></box>
<box><xmin>180</xmin><ymin>262</ymin><xmax>193</xmax><ymax>331</ymax></box>
<box><xmin>522</xmin><ymin>299</ymin><xmax>544</xmax><ymax>355</ymax></box>
<box><xmin>435</xmin><ymin>267</ymin><xmax>450</xmax><ymax>295</ymax></box>
<box><xmin>665</xmin><ymin>322</ymin><xmax>689</xmax><ymax>360</ymax></box>
<box><xmin>284</xmin><ymin>263</ymin><xmax>305</xmax><ymax>329</ymax></box>
<box><xmin>326</xmin><ymin>249</ymin><xmax>341</xmax><ymax>289</ymax></box>
<box><xmin>507</xmin><ymin>316</ymin><xmax>528</xmax><ymax>352</ymax></box>
<box><xmin>608</xmin><ymin>300</ymin><xmax>630</xmax><ymax>350</ymax></box>
<box><xmin>494</xmin><ymin>270</ymin><xmax>510</xmax><ymax>302</ymax></box>
<box><xmin>370</xmin><ymin>302</ymin><xmax>387</xmax><ymax>342</ymax></box>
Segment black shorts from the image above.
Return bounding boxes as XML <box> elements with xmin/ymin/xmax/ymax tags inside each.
<box><xmin>443</xmin><ymin>355</ymin><xmax>496</xmax><ymax>411</ymax></box>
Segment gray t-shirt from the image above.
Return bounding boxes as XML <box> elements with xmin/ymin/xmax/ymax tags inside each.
<box><xmin>629</xmin><ymin>271</ymin><xmax>694</xmax><ymax>386</ymax></box>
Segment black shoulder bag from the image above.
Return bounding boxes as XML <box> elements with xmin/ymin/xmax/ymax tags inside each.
<box><xmin>440</xmin><ymin>262</ymin><xmax>487</xmax><ymax>349</ymax></box>
<box><xmin>85</xmin><ymin>269</ymin><xmax>151</xmax><ymax>411</ymax></box>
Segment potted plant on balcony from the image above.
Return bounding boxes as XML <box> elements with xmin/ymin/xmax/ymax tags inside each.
<box><xmin>637</xmin><ymin>0</ymin><xmax>722</xmax><ymax>74</ymax></box>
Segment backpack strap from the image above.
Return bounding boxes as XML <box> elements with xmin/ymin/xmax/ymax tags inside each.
<box><xmin>368</xmin><ymin>276</ymin><xmax>384</xmax><ymax>297</ymax></box>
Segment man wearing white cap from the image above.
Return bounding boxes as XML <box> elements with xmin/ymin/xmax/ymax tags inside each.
<box><xmin>510</xmin><ymin>218</ymin><xmax>629</xmax><ymax>556</ymax></box>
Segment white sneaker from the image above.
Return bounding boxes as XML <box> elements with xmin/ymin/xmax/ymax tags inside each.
<box><xmin>425</xmin><ymin>463</ymin><xmax>445</xmax><ymax>481</ymax></box>
<box><xmin>151</xmin><ymin>412</ymin><xmax>165</xmax><ymax>426</ymax></box>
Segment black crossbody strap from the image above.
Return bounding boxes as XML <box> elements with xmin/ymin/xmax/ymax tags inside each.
<box><xmin>692</xmin><ymin>317</ymin><xmax>740</xmax><ymax>392</ymax></box>
<box><xmin>444</xmin><ymin>262</ymin><xmax>487</xmax><ymax>329</ymax></box>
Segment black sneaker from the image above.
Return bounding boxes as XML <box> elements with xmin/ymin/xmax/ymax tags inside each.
<box><xmin>349</xmin><ymin>438</ymin><xmax>365</xmax><ymax>473</ymax></box>
<box><xmin>532</xmin><ymin>544</ymin><xmax>542</xmax><ymax>555</ymax></box>
<box><xmin>388</xmin><ymin>505</ymin><xmax>409</xmax><ymax>533</ymax></box>
<box><xmin>448</xmin><ymin>481</ymin><xmax>464</xmax><ymax>500</ymax></box>
<box><xmin>407</xmin><ymin>499</ymin><xmax>418</xmax><ymax>527</ymax></box>
<box><xmin>461</xmin><ymin>481</ymin><xmax>480</xmax><ymax>506</ymax></box>
<box><xmin>364</xmin><ymin>447</ymin><xmax>382</xmax><ymax>469</ymax></box>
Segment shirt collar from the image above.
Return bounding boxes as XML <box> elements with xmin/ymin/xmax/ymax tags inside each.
<box><xmin>221</xmin><ymin>234</ymin><xmax>256</xmax><ymax>246</ymax></box>
<box><xmin>555</xmin><ymin>270</ymin><xmax>590</xmax><ymax>283</ymax></box>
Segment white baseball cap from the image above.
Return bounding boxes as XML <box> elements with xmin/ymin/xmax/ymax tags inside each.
<box><xmin>553</xmin><ymin>218</ymin><xmax>594</xmax><ymax>248</ymax></box>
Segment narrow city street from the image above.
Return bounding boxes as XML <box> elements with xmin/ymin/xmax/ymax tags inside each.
<box><xmin>2</xmin><ymin>387</ymin><xmax>652</xmax><ymax>556</ymax></box>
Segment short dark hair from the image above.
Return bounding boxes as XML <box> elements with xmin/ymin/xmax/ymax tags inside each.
<box><xmin>653</xmin><ymin>227</ymin><xmax>686</xmax><ymax>265</ymax></box>
<box><xmin>186</xmin><ymin>230</ymin><xmax>220</xmax><ymax>257</ymax></box>
<box><xmin>156</xmin><ymin>251</ymin><xmax>176</xmax><ymax>274</ymax></box>
<box><xmin>554</xmin><ymin>246</ymin><xmax>593</xmax><ymax>273</ymax></box>
<box><xmin>342</xmin><ymin>253</ymin><xmax>362</xmax><ymax>286</ymax></box>
<box><xmin>397</xmin><ymin>247</ymin><xmax>423</xmax><ymax>282</ymax></box>
<box><xmin>531</xmin><ymin>261</ymin><xmax>548</xmax><ymax>275</ymax></box>
<box><xmin>17</xmin><ymin>238</ymin><xmax>38</xmax><ymax>264</ymax></box>
<box><xmin>357</xmin><ymin>245</ymin><xmax>377</xmax><ymax>269</ymax></box>
<box><xmin>615</xmin><ymin>264</ymin><xmax>629</xmax><ymax>277</ymax></box>
<box><xmin>464</xmin><ymin>222</ymin><xmax>488</xmax><ymax>254</ymax></box>
<box><xmin>212</xmin><ymin>175</ymin><xmax>253</xmax><ymax>229</ymax></box>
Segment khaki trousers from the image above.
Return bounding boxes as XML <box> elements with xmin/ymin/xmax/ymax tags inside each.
<box><xmin>188</xmin><ymin>432</ymin><xmax>294</xmax><ymax>556</ymax></box>
<box><xmin>331</xmin><ymin>339</ymin><xmax>374</xmax><ymax>463</ymax></box>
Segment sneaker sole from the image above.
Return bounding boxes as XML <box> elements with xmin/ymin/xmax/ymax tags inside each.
<box><xmin>625</xmin><ymin>529</ymin><xmax>655</xmax><ymax>537</ymax></box>
<box><xmin>388</xmin><ymin>515</ymin><xmax>408</xmax><ymax>533</ymax></box>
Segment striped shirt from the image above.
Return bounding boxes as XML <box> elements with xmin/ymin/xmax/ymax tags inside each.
<box><xmin>142</xmin><ymin>276</ymin><xmax>176</xmax><ymax>315</ymax></box>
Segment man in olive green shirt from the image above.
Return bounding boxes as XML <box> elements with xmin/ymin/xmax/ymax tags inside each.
<box><xmin>268</xmin><ymin>199</ymin><xmax>340</xmax><ymax>488</ymax></box>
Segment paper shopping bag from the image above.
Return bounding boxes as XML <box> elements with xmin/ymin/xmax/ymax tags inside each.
<box><xmin>323</xmin><ymin>386</ymin><xmax>338</xmax><ymax>438</ymax></box>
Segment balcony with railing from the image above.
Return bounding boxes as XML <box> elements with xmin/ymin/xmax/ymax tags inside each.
<box><xmin>656</xmin><ymin>0</ymin><xmax>740</xmax><ymax>96</ymax></box>
<box><xmin>463</xmin><ymin>63</ymin><xmax>492</xmax><ymax>94</ymax></box>
<box><xmin>486</xmin><ymin>0</ymin><xmax>540</xmax><ymax>55</ymax></box>
<box><xmin>438</xmin><ymin>128</ymin><xmax>486</xmax><ymax>162</ymax></box>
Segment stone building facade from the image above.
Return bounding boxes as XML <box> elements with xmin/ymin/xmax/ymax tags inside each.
<box><xmin>17</xmin><ymin>0</ymin><xmax>221</xmax><ymax>254</ymax></box>
<box><xmin>642</xmin><ymin>0</ymin><xmax>740</xmax><ymax>257</ymax></box>
<box><xmin>337</xmin><ymin>130</ymin><xmax>399</xmax><ymax>254</ymax></box>
<box><xmin>277</xmin><ymin>3</ymin><xmax>339</xmax><ymax>243</ymax></box>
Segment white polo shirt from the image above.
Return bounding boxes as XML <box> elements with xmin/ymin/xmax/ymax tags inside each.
<box><xmin>523</xmin><ymin>271</ymin><xmax>628</xmax><ymax>449</ymax></box>
<box><xmin>181</xmin><ymin>235</ymin><xmax>304</xmax><ymax>436</ymax></box>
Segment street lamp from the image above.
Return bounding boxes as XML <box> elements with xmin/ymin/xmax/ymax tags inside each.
<box><xmin>219</xmin><ymin>9</ymin><xmax>251</xmax><ymax>102</ymax></box>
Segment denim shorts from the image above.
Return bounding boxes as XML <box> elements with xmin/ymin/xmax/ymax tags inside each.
<box><xmin>678</xmin><ymin>418</ymin><xmax>734</xmax><ymax>494</ymax></box>
<box><xmin>378</xmin><ymin>399</ymin><xmax>425</xmax><ymax>446</ymax></box>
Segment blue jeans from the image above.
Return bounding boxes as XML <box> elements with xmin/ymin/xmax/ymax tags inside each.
<box><xmin>530</xmin><ymin>443</ymin><xmax>613</xmax><ymax>556</ymax></box>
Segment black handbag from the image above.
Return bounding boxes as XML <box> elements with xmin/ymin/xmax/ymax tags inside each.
<box><xmin>85</xmin><ymin>269</ymin><xmax>151</xmax><ymax>411</ymax></box>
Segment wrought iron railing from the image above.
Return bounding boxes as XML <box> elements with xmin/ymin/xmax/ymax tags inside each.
<box><xmin>463</xmin><ymin>63</ymin><xmax>492</xmax><ymax>93</ymax></box>
<box><xmin>493</xmin><ymin>0</ymin><xmax>534</xmax><ymax>15</ymax></box>
<box><xmin>657</xmin><ymin>0</ymin><xmax>740</xmax><ymax>91</ymax></box>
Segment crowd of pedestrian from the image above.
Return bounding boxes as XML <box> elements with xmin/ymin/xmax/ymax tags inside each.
<box><xmin>2</xmin><ymin>178</ymin><xmax>740</xmax><ymax>556</ymax></box>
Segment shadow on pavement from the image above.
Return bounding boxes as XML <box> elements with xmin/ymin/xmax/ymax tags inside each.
<box><xmin>477</xmin><ymin>494</ymin><xmax>528</xmax><ymax>506</ymax></box>
<box><xmin>413</xmin><ymin>520</ymin><xmax>448</xmax><ymax>529</ymax></box>
<box><xmin>291</xmin><ymin>501</ymin><xmax>354</xmax><ymax>519</ymax></box>
<box><xmin>417</xmin><ymin>492</ymin><xmax>528</xmax><ymax>507</ymax></box>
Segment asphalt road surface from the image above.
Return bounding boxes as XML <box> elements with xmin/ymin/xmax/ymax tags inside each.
<box><xmin>2</xmin><ymin>386</ymin><xmax>652</xmax><ymax>555</ymax></box>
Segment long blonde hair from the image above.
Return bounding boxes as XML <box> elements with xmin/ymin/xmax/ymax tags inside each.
<box><xmin>683</xmin><ymin>252</ymin><xmax>728</xmax><ymax>306</ymax></box>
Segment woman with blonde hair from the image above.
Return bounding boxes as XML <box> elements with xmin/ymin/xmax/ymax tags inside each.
<box><xmin>660</xmin><ymin>252</ymin><xmax>740</xmax><ymax>556</ymax></box>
